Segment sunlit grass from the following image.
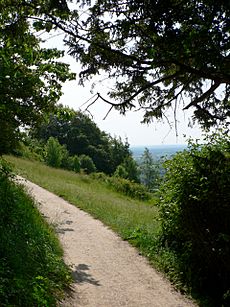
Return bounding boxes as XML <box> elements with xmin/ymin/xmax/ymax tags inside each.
<box><xmin>6</xmin><ymin>156</ymin><xmax>201</xmax><ymax>304</ymax></box>
<box><xmin>6</xmin><ymin>155</ymin><xmax>160</xmax><ymax>254</ymax></box>
<box><xmin>0</xmin><ymin>166</ymin><xmax>71</xmax><ymax>306</ymax></box>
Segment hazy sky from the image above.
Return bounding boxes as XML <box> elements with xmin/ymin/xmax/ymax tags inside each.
<box><xmin>43</xmin><ymin>35</ymin><xmax>204</xmax><ymax>146</ymax></box>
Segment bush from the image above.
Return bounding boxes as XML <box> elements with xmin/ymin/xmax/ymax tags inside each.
<box><xmin>62</xmin><ymin>155</ymin><xmax>81</xmax><ymax>173</ymax></box>
<box><xmin>45</xmin><ymin>137</ymin><xmax>63</xmax><ymax>168</ymax></box>
<box><xmin>159</xmin><ymin>131</ymin><xmax>230</xmax><ymax>305</ymax></box>
<box><xmin>110</xmin><ymin>177</ymin><xmax>150</xmax><ymax>201</ymax></box>
<box><xmin>72</xmin><ymin>155</ymin><xmax>81</xmax><ymax>173</ymax></box>
<box><xmin>92</xmin><ymin>172</ymin><xmax>151</xmax><ymax>201</ymax></box>
<box><xmin>60</xmin><ymin>145</ymin><xmax>72</xmax><ymax>170</ymax></box>
<box><xmin>114</xmin><ymin>164</ymin><xmax>128</xmax><ymax>179</ymax></box>
<box><xmin>79</xmin><ymin>155</ymin><xmax>96</xmax><ymax>174</ymax></box>
<box><xmin>13</xmin><ymin>136</ymin><xmax>45</xmax><ymax>161</ymax></box>
<box><xmin>114</xmin><ymin>157</ymin><xmax>140</xmax><ymax>183</ymax></box>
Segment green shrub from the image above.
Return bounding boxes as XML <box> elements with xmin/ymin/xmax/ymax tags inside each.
<box><xmin>159</xmin><ymin>131</ymin><xmax>230</xmax><ymax>305</ymax></box>
<box><xmin>114</xmin><ymin>157</ymin><xmax>140</xmax><ymax>183</ymax></box>
<box><xmin>79</xmin><ymin>154</ymin><xmax>96</xmax><ymax>174</ymax></box>
<box><xmin>61</xmin><ymin>154</ymin><xmax>81</xmax><ymax>173</ymax></box>
<box><xmin>90</xmin><ymin>172</ymin><xmax>108</xmax><ymax>181</ymax></box>
<box><xmin>114</xmin><ymin>164</ymin><xmax>128</xmax><ymax>179</ymax></box>
<box><xmin>92</xmin><ymin>172</ymin><xmax>151</xmax><ymax>201</ymax></box>
<box><xmin>72</xmin><ymin>155</ymin><xmax>81</xmax><ymax>173</ymax></box>
<box><xmin>60</xmin><ymin>145</ymin><xmax>71</xmax><ymax>169</ymax></box>
<box><xmin>45</xmin><ymin>137</ymin><xmax>63</xmax><ymax>167</ymax></box>
<box><xmin>13</xmin><ymin>137</ymin><xmax>45</xmax><ymax>161</ymax></box>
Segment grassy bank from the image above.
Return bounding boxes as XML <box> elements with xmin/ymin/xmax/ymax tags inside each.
<box><xmin>6</xmin><ymin>156</ymin><xmax>160</xmax><ymax>261</ymax></box>
<box><xmin>0</xmin><ymin>160</ymin><xmax>71</xmax><ymax>306</ymax></box>
<box><xmin>7</xmin><ymin>156</ymin><xmax>200</xmax><ymax>303</ymax></box>
<box><xmin>6</xmin><ymin>155</ymin><xmax>224</xmax><ymax>306</ymax></box>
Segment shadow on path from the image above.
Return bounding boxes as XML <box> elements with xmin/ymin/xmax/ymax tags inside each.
<box><xmin>56</xmin><ymin>220</ymin><xmax>74</xmax><ymax>234</ymax></box>
<box><xmin>72</xmin><ymin>264</ymin><xmax>101</xmax><ymax>286</ymax></box>
<box><xmin>57</xmin><ymin>227</ymin><xmax>74</xmax><ymax>234</ymax></box>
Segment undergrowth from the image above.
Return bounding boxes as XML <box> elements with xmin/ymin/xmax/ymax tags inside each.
<box><xmin>91</xmin><ymin>172</ymin><xmax>153</xmax><ymax>201</ymax></box>
<box><xmin>0</xmin><ymin>158</ymin><xmax>72</xmax><ymax>306</ymax></box>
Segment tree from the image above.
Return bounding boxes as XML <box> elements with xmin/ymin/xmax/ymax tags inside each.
<box><xmin>28</xmin><ymin>0</ymin><xmax>230</xmax><ymax>128</ymax></box>
<box><xmin>0</xmin><ymin>0</ymin><xmax>75</xmax><ymax>154</ymax></box>
<box><xmin>32</xmin><ymin>105</ymin><xmax>107</xmax><ymax>152</ymax></box>
<box><xmin>109</xmin><ymin>137</ymin><xmax>131</xmax><ymax>172</ymax></box>
<box><xmin>120</xmin><ymin>156</ymin><xmax>140</xmax><ymax>182</ymax></box>
<box><xmin>32</xmin><ymin>105</ymin><xmax>133</xmax><ymax>174</ymax></box>
<box><xmin>139</xmin><ymin>148</ymin><xmax>160</xmax><ymax>190</ymax></box>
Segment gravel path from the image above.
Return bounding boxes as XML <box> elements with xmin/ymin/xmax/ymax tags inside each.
<box><xmin>19</xmin><ymin>177</ymin><xmax>195</xmax><ymax>307</ymax></box>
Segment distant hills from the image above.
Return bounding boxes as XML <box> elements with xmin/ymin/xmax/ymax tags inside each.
<box><xmin>131</xmin><ymin>144</ymin><xmax>187</xmax><ymax>160</ymax></box>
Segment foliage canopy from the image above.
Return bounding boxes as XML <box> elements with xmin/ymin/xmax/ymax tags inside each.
<box><xmin>31</xmin><ymin>105</ymin><xmax>133</xmax><ymax>174</ymax></box>
<box><xmin>0</xmin><ymin>0</ymin><xmax>75</xmax><ymax>154</ymax></box>
<box><xmin>26</xmin><ymin>0</ymin><xmax>230</xmax><ymax>128</ymax></box>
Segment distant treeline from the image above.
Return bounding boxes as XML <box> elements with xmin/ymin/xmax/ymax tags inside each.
<box><xmin>131</xmin><ymin>144</ymin><xmax>187</xmax><ymax>160</ymax></box>
<box><xmin>15</xmin><ymin>105</ymin><xmax>161</xmax><ymax>191</ymax></box>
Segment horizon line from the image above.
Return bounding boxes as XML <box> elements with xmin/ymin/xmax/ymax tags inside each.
<box><xmin>130</xmin><ymin>143</ymin><xmax>187</xmax><ymax>147</ymax></box>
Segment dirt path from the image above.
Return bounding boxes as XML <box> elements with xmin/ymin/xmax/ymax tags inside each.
<box><xmin>19</xmin><ymin>177</ymin><xmax>195</xmax><ymax>307</ymax></box>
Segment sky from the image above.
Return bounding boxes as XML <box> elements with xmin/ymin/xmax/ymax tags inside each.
<box><xmin>42</xmin><ymin>34</ymin><xmax>204</xmax><ymax>146</ymax></box>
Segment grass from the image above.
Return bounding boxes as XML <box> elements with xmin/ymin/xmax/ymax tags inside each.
<box><xmin>5</xmin><ymin>156</ymin><xmax>198</xmax><ymax>304</ymax></box>
<box><xmin>6</xmin><ymin>155</ymin><xmax>160</xmax><ymax>260</ymax></box>
<box><xmin>0</xmin><ymin>161</ymin><xmax>72</xmax><ymax>306</ymax></box>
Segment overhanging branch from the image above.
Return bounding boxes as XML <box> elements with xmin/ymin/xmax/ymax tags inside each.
<box><xmin>183</xmin><ymin>81</ymin><xmax>221</xmax><ymax>110</ymax></box>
